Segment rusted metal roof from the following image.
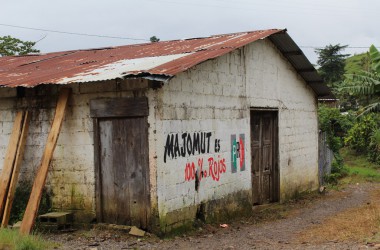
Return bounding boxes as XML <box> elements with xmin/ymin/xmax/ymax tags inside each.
<box><xmin>0</xmin><ymin>29</ymin><xmax>331</xmax><ymax>97</ymax></box>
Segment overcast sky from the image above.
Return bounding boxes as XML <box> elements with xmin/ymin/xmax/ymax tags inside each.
<box><xmin>1</xmin><ymin>0</ymin><xmax>379</xmax><ymax>64</ymax></box>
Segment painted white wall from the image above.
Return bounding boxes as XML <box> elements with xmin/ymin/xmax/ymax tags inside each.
<box><xmin>0</xmin><ymin>79</ymin><xmax>151</xmax><ymax>220</ymax></box>
<box><xmin>154</xmin><ymin>39</ymin><xmax>319</xmax><ymax>217</ymax></box>
<box><xmin>246</xmin><ymin>40</ymin><xmax>319</xmax><ymax>199</ymax></box>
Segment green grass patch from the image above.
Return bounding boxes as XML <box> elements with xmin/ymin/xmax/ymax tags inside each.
<box><xmin>345</xmin><ymin>52</ymin><xmax>370</xmax><ymax>75</ymax></box>
<box><xmin>346</xmin><ymin>166</ymin><xmax>380</xmax><ymax>182</ymax></box>
<box><xmin>340</xmin><ymin>148</ymin><xmax>380</xmax><ymax>184</ymax></box>
<box><xmin>0</xmin><ymin>228</ymin><xmax>55</xmax><ymax>250</ymax></box>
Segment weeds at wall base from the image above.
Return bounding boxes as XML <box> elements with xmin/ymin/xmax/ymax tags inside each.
<box><xmin>0</xmin><ymin>228</ymin><xmax>56</xmax><ymax>250</ymax></box>
<box><xmin>9</xmin><ymin>181</ymin><xmax>52</xmax><ymax>226</ymax></box>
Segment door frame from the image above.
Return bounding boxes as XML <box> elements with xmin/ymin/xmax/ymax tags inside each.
<box><xmin>250</xmin><ymin>108</ymin><xmax>280</xmax><ymax>204</ymax></box>
<box><xmin>90</xmin><ymin>97</ymin><xmax>150</xmax><ymax>226</ymax></box>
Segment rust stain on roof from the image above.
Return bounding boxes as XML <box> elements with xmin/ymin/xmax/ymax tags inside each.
<box><xmin>0</xmin><ymin>29</ymin><xmax>282</xmax><ymax>88</ymax></box>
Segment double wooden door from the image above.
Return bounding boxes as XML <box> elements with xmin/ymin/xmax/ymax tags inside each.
<box><xmin>251</xmin><ymin>111</ymin><xmax>279</xmax><ymax>205</ymax></box>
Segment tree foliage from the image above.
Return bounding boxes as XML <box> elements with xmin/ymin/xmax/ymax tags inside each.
<box><xmin>318</xmin><ymin>105</ymin><xmax>353</xmax><ymax>183</ymax></box>
<box><xmin>315</xmin><ymin>44</ymin><xmax>349</xmax><ymax>86</ymax></box>
<box><xmin>340</xmin><ymin>45</ymin><xmax>380</xmax><ymax>114</ymax></box>
<box><xmin>0</xmin><ymin>35</ymin><xmax>39</xmax><ymax>56</ymax></box>
<box><xmin>345</xmin><ymin>113</ymin><xmax>380</xmax><ymax>164</ymax></box>
<box><xmin>150</xmin><ymin>36</ymin><xmax>160</xmax><ymax>43</ymax></box>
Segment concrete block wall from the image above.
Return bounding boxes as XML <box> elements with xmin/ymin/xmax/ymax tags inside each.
<box><xmin>153</xmin><ymin>49</ymin><xmax>252</xmax><ymax>230</ymax></box>
<box><xmin>153</xmin><ymin>39</ymin><xmax>319</xmax><ymax>229</ymax></box>
<box><xmin>245</xmin><ymin>40</ymin><xmax>319</xmax><ymax>199</ymax></box>
<box><xmin>0</xmin><ymin>79</ymin><xmax>150</xmax><ymax>222</ymax></box>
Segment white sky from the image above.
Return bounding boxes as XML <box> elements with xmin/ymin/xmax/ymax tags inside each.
<box><xmin>1</xmin><ymin>0</ymin><xmax>379</xmax><ymax>64</ymax></box>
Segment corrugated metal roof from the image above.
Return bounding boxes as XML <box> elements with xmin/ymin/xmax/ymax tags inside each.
<box><xmin>0</xmin><ymin>29</ymin><xmax>331</xmax><ymax>97</ymax></box>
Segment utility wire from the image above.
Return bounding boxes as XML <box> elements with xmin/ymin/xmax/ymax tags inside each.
<box><xmin>0</xmin><ymin>23</ymin><xmax>150</xmax><ymax>41</ymax></box>
<box><xmin>0</xmin><ymin>23</ymin><xmax>377</xmax><ymax>50</ymax></box>
<box><xmin>300</xmin><ymin>46</ymin><xmax>377</xmax><ymax>49</ymax></box>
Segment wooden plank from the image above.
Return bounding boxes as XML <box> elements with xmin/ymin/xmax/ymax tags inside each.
<box><xmin>251</xmin><ymin>112</ymin><xmax>262</xmax><ymax>205</ymax></box>
<box><xmin>90</xmin><ymin>97</ymin><xmax>148</xmax><ymax>118</ymax></box>
<box><xmin>93</xmin><ymin>118</ymin><xmax>102</xmax><ymax>223</ymax></box>
<box><xmin>20</xmin><ymin>88</ymin><xmax>71</xmax><ymax>234</ymax></box>
<box><xmin>1</xmin><ymin>111</ymin><xmax>30</xmax><ymax>227</ymax></box>
<box><xmin>0</xmin><ymin>111</ymin><xmax>25</xmax><ymax>218</ymax></box>
<box><xmin>137</xmin><ymin>117</ymin><xmax>149</xmax><ymax>229</ymax></box>
<box><xmin>99</xmin><ymin>119</ymin><xmax>117</xmax><ymax>223</ymax></box>
<box><xmin>113</xmin><ymin>119</ymin><xmax>130</xmax><ymax>225</ymax></box>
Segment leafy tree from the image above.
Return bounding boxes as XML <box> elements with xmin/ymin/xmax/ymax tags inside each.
<box><xmin>0</xmin><ymin>35</ymin><xmax>39</xmax><ymax>56</ymax></box>
<box><xmin>341</xmin><ymin>45</ymin><xmax>380</xmax><ymax>114</ymax></box>
<box><xmin>315</xmin><ymin>44</ymin><xmax>349</xmax><ymax>87</ymax></box>
<box><xmin>150</xmin><ymin>36</ymin><xmax>160</xmax><ymax>43</ymax></box>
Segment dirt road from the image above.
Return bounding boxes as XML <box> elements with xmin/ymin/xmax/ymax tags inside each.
<box><xmin>46</xmin><ymin>182</ymin><xmax>380</xmax><ymax>249</ymax></box>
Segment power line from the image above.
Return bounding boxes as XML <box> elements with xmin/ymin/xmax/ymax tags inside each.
<box><xmin>0</xmin><ymin>23</ymin><xmax>150</xmax><ymax>41</ymax></box>
<box><xmin>300</xmin><ymin>46</ymin><xmax>376</xmax><ymax>49</ymax></box>
<box><xmin>0</xmin><ymin>23</ymin><xmax>377</xmax><ymax>50</ymax></box>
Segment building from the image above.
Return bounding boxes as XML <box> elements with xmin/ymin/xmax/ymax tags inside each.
<box><xmin>0</xmin><ymin>29</ymin><xmax>331</xmax><ymax>232</ymax></box>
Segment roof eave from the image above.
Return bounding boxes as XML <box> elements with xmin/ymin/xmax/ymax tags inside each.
<box><xmin>268</xmin><ymin>31</ymin><xmax>333</xmax><ymax>98</ymax></box>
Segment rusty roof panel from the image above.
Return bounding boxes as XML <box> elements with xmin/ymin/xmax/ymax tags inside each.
<box><xmin>0</xmin><ymin>29</ymin><xmax>331</xmax><ymax>97</ymax></box>
<box><xmin>0</xmin><ymin>29</ymin><xmax>281</xmax><ymax>87</ymax></box>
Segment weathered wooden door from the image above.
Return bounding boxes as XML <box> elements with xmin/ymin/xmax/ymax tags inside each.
<box><xmin>91</xmin><ymin>98</ymin><xmax>149</xmax><ymax>228</ymax></box>
<box><xmin>251</xmin><ymin>111</ymin><xmax>279</xmax><ymax>205</ymax></box>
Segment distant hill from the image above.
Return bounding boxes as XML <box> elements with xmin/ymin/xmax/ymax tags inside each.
<box><xmin>345</xmin><ymin>52</ymin><xmax>370</xmax><ymax>75</ymax></box>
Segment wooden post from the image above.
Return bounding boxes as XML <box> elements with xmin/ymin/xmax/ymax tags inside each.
<box><xmin>20</xmin><ymin>88</ymin><xmax>71</xmax><ymax>234</ymax></box>
<box><xmin>0</xmin><ymin>111</ymin><xmax>25</xmax><ymax>218</ymax></box>
<box><xmin>1</xmin><ymin>112</ymin><xmax>30</xmax><ymax>227</ymax></box>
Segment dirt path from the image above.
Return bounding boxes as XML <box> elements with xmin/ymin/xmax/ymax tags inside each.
<box><xmin>45</xmin><ymin>183</ymin><xmax>380</xmax><ymax>249</ymax></box>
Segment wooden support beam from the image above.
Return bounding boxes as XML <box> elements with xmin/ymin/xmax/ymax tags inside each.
<box><xmin>1</xmin><ymin>112</ymin><xmax>30</xmax><ymax>227</ymax></box>
<box><xmin>0</xmin><ymin>111</ymin><xmax>25</xmax><ymax>218</ymax></box>
<box><xmin>20</xmin><ymin>88</ymin><xmax>71</xmax><ymax>234</ymax></box>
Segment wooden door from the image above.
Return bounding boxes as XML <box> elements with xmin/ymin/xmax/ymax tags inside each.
<box><xmin>251</xmin><ymin>111</ymin><xmax>279</xmax><ymax>205</ymax></box>
<box><xmin>91</xmin><ymin>97</ymin><xmax>149</xmax><ymax>228</ymax></box>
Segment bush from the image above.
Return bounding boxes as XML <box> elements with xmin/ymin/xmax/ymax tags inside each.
<box><xmin>345</xmin><ymin>113</ymin><xmax>380</xmax><ymax>153</ymax></box>
<box><xmin>319</xmin><ymin>106</ymin><xmax>354</xmax><ymax>136</ymax></box>
<box><xmin>318</xmin><ymin>105</ymin><xmax>353</xmax><ymax>184</ymax></box>
<box><xmin>324</xmin><ymin>155</ymin><xmax>349</xmax><ymax>185</ymax></box>
<box><xmin>368</xmin><ymin>129</ymin><xmax>380</xmax><ymax>164</ymax></box>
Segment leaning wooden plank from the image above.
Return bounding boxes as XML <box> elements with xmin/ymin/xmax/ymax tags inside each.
<box><xmin>1</xmin><ymin>111</ymin><xmax>30</xmax><ymax>227</ymax></box>
<box><xmin>0</xmin><ymin>111</ymin><xmax>25</xmax><ymax>219</ymax></box>
<box><xmin>20</xmin><ymin>88</ymin><xmax>71</xmax><ymax>234</ymax></box>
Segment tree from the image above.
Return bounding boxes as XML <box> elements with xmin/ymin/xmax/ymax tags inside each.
<box><xmin>0</xmin><ymin>35</ymin><xmax>39</xmax><ymax>56</ymax></box>
<box><xmin>315</xmin><ymin>44</ymin><xmax>349</xmax><ymax>87</ymax></box>
<box><xmin>341</xmin><ymin>45</ymin><xmax>380</xmax><ymax>114</ymax></box>
<box><xmin>150</xmin><ymin>36</ymin><xmax>160</xmax><ymax>43</ymax></box>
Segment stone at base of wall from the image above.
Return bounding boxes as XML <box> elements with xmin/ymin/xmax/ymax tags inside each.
<box><xmin>158</xmin><ymin>190</ymin><xmax>252</xmax><ymax>234</ymax></box>
<box><xmin>70</xmin><ymin>210</ymin><xmax>96</xmax><ymax>224</ymax></box>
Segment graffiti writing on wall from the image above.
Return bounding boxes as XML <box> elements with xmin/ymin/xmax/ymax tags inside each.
<box><xmin>164</xmin><ymin>132</ymin><xmax>212</xmax><ymax>163</ymax></box>
<box><xmin>231</xmin><ymin>134</ymin><xmax>245</xmax><ymax>173</ymax></box>
<box><xmin>163</xmin><ymin>131</ymin><xmax>226</xmax><ymax>183</ymax></box>
<box><xmin>184</xmin><ymin>156</ymin><xmax>226</xmax><ymax>182</ymax></box>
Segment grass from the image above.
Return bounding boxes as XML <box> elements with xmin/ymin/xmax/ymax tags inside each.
<box><xmin>0</xmin><ymin>228</ymin><xmax>55</xmax><ymax>250</ymax></box>
<box><xmin>345</xmin><ymin>52</ymin><xmax>370</xmax><ymax>75</ymax></box>
<box><xmin>340</xmin><ymin>147</ymin><xmax>380</xmax><ymax>184</ymax></box>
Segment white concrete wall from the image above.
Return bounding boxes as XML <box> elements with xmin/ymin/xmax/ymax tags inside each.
<box><xmin>154</xmin><ymin>39</ymin><xmax>319</xmax><ymax>218</ymax></box>
<box><xmin>246</xmin><ymin>40</ymin><xmax>319</xmax><ymax>199</ymax></box>
<box><xmin>0</xmin><ymin>79</ymin><xmax>153</xmax><ymax>221</ymax></box>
